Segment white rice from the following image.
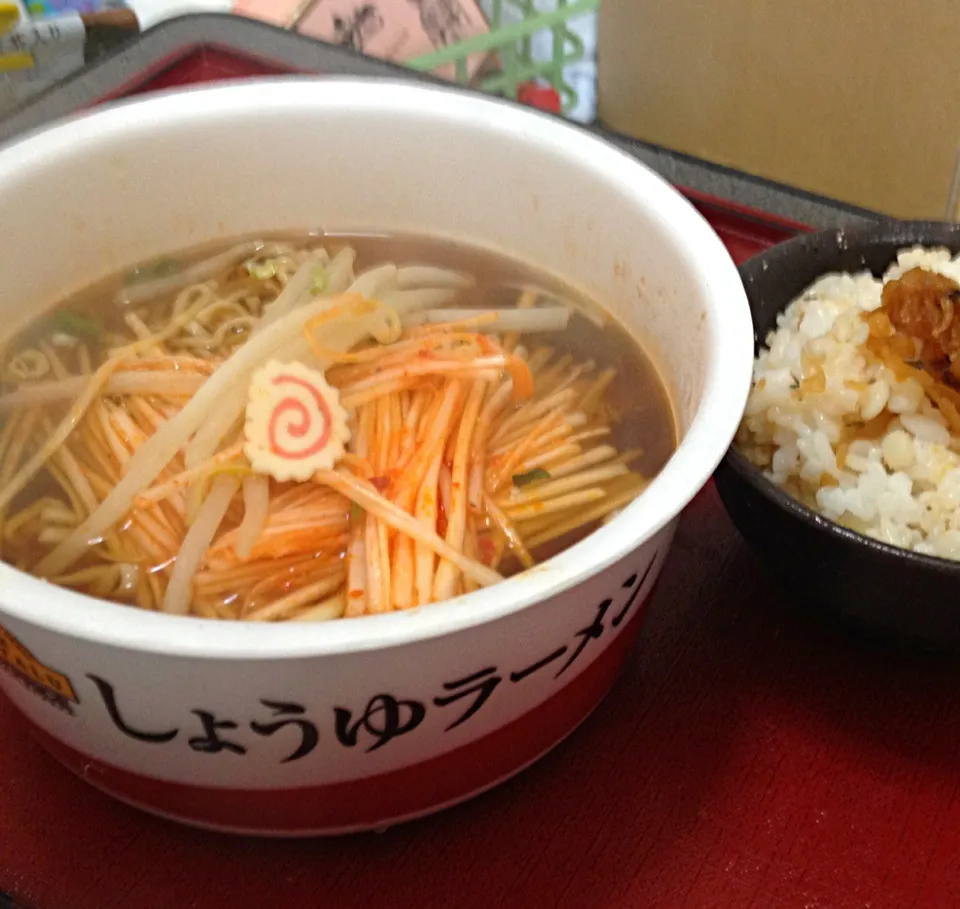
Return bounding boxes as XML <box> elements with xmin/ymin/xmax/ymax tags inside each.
<box><xmin>737</xmin><ymin>245</ymin><xmax>960</xmax><ymax>561</ymax></box>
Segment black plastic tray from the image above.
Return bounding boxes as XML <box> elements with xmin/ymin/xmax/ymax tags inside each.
<box><xmin>0</xmin><ymin>13</ymin><xmax>877</xmax><ymax>234</ymax></box>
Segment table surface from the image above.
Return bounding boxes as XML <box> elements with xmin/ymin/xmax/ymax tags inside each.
<box><xmin>3</xmin><ymin>481</ymin><xmax>960</xmax><ymax>909</ymax></box>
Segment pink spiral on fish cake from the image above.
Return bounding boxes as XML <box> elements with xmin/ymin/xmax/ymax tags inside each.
<box><xmin>266</xmin><ymin>374</ymin><xmax>334</xmax><ymax>461</ymax></box>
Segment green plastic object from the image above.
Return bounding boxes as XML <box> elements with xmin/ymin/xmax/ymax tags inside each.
<box><xmin>407</xmin><ymin>0</ymin><xmax>599</xmax><ymax>114</ymax></box>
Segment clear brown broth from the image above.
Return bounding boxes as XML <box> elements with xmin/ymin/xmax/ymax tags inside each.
<box><xmin>2</xmin><ymin>230</ymin><xmax>678</xmax><ymax>573</ymax></box>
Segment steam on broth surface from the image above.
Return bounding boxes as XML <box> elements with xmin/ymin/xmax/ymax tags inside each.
<box><xmin>0</xmin><ymin>233</ymin><xmax>676</xmax><ymax>621</ymax></box>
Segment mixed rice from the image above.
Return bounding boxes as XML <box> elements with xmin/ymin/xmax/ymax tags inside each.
<box><xmin>736</xmin><ymin>246</ymin><xmax>960</xmax><ymax>561</ymax></box>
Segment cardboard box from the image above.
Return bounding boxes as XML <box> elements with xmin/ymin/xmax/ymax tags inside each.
<box><xmin>597</xmin><ymin>0</ymin><xmax>960</xmax><ymax>220</ymax></box>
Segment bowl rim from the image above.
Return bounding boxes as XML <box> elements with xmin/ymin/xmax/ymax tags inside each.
<box><xmin>0</xmin><ymin>76</ymin><xmax>754</xmax><ymax>658</ymax></box>
<box><xmin>723</xmin><ymin>219</ymin><xmax>960</xmax><ymax>577</ymax></box>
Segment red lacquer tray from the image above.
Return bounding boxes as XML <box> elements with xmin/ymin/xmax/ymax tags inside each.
<box><xmin>6</xmin><ymin>20</ymin><xmax>956</xmax><ymax>909</ymax></box>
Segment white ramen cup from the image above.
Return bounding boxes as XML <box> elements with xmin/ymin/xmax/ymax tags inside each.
<box><xmin>0</xmin><ymin>78</ymin><xmax>751</xmax><ymax>835</ymax></box>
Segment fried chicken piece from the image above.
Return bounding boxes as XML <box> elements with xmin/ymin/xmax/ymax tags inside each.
<box><xmin>882</xmin><ymin>267</ymin><xmax>960</xmax><ymax>380</ymax></box>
